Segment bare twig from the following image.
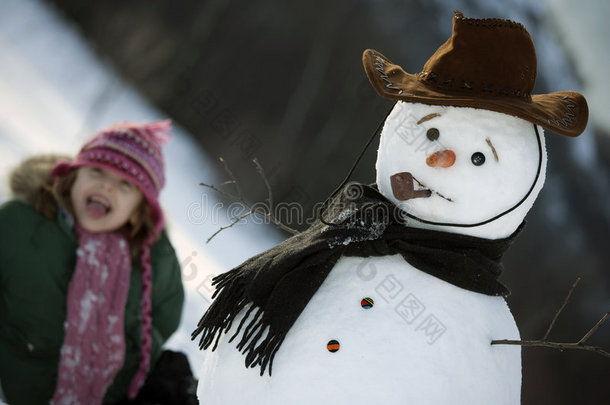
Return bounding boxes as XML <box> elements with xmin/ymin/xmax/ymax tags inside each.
<box><xmin>199</xmin><ymin>182</ymin><xmax>239</xmax><ymax>202</ymax></box>
<box><xmin>206</xmin><ymin>210</ymin><xmax>254</xmax><ymax>244</ymax></box>
<box><xmin>578</xmin><ymin>311</ymin><xmax>609</xmax><ymax>345</ymax></box>
<box><xmin>253</xmin><ymin>158</ymin><xmax>273</xmax><ymax>213</ymax></box>
<box><xmin>492</xmin><ymin>277</ymin><xmax>609</xmax><ymax>359</ymax></box>
<box><xmin>219</xmin><ymin>157</ymin><xmax>243</xmax><ymax>200</ymax></box>
<box><xmin>490</xmin><ymin>338</ymin><xmax>610</xmax><ymax>358</ymax></box>
<box><xmin>542</xmin><ymin>277</ymin><xmax>581</xmax><ymax>341</ymax></box>
<box><xmin>249</xmin><ymin>206</ymin><xmax>300</xmax><ymax>236</ymax></box>
<box><xmin>203</xmin><ymin>157</ymin><xmax>300</xmax><ymax>243</ymax></box>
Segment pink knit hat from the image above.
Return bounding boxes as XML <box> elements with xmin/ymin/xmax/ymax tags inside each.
<box><xmin>51</xmin><ymin>119</ymin><xmax>173</xmax><ymax>398</ymax></box>
<box><xmin>52</xmin><ymin>119</ymin><xmax>171</xmax><ymax>234</ymax></box>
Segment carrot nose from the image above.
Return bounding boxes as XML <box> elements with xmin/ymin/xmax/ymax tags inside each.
<box><xmin>426</xmin><ymin>150</ymin><xmax>456</xmax><ymax>168</ymax></box>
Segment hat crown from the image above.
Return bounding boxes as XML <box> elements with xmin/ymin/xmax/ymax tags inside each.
<box><xmin>81</xmin><ymin>120</ymin><xmax>171</xmax><ymax>192</ymax></box>
<box><xmin>420</xmin><ymin>11</ymin><xmax>537</xmax><ymax>99</ymax></box>
<box><xmin>362</xmin><ymin>11</ymin><xmax>588</xmax><ymax>137</ymax></box>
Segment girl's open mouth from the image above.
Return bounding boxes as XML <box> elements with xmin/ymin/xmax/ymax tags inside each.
<box><xmin>86</xmin><ymin>195</ymin><xmax>111</xmax><ymax>219</ymax></box>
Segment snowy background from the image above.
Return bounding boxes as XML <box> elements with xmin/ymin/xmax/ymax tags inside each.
<box><xmin>1</xmin><ymin>0</ymin><xmax>608</xmax><ymax>403</ymax></box>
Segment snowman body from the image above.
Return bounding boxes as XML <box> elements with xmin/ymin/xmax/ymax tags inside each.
<box><xmin>199</xmin><ymin>255</ymin><xmax>521</xmax><ymax>404</ymax></box>
<box><xmin>198</xmin><ymin>102</ymin><xmax>547</xmax><ymax>404</ymax></box>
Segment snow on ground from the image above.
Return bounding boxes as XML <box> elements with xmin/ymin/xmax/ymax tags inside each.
<box><xmin>0</xmin><ymin>0</ymin><xmax>283</xmax><ymax>379</ymax></box>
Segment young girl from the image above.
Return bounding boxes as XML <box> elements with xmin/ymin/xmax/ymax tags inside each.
<box><xmin>0</xmin><ymin>120</ymin><xmax>184</xmax><ymax>404</ymax></box>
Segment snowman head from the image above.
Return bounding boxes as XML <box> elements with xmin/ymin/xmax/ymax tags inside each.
<box><xmin>363</xmin><ymin>11</ymin><xmax>588</xmax><ymax>239</ymax></box>
<box><xmin>376</xmin><ymin>101</ymin><xmax>546</xmax><ymax>239</ymax></box>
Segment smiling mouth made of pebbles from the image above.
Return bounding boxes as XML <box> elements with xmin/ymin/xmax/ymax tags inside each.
<box><xmin>390</xmin><ymin>172</ymin><xmax>453</xmax><ymax>202</ymax></box>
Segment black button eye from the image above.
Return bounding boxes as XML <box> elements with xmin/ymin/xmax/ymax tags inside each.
<box><xmin>426</xmin><ymin>128</ymin><xmax>439</xmax><ymax>141</ymax></box>
<box><xmin>471</xmin><ymin>152</ymin><xmax>486</xmax><ymax>166</ymax></box>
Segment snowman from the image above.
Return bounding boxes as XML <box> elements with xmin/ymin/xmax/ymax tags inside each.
<box><xmin>193</xmin><ymin>11</ymin><xmax>588</xmax><ymax>404</ymax></box>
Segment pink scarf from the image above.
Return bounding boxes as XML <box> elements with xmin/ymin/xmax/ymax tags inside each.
<box><xmin>52</xmin><ymin>226</ymin><xmax>132</xmax><ymax>405</ymax></box>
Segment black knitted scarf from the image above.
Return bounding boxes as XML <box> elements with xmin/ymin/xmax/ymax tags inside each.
<box><xmin>192</xmin><ymin>183</ymin><xmax>522</xmax><ymax>376</ymax></box>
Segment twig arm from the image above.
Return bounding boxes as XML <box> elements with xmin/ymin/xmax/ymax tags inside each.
<box><xmin>199</xmin><ymin>182</ymin><xmax>239</xmax><ymax>202</ymax></box>
<box><xmin>203</xmin><ymin>157</ymin><xmax>300</xmax><ymax>242</ymax></box>
<box><xmin>492</xmin><ymin>277</ymin><xmax>609</xmax><ymax>360</ymax></box>
<box><xmin>206</xmin><ymin>210</ymin><xmax>253</xmax><ymax>244</ymax></box>
<box><xmin>491</xmin><ymin>339</ymin><xmax>610</xmax><ymax>358</ymax></box>
<box><xmin>219</xmin><ymin>157</ymin><xmax>243</xmax><ymax>200</ymax></box>
<box><xmin>542</xmin><ymin>277</ymin><xmax>580</xmax><ymax>341</ymax></box>
<box><xmin>250</xmin><ymin>207</ymin><xmax>299</xmax><ymax>235</ymax></box>
<box><xmin>577</xmin><ymin>311</ymin><xmax>609</xmax><ymax>345</ymax></box>
<box><xmin>253</xmin><ymin>158</ymin><xmax>273</xmax><ymax>213</ymax></box>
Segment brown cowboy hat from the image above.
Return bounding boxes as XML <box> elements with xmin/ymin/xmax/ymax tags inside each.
<box><xmin>363</xmin><ymin>11</ymin><xmax>588</xmax><ymax>137</ymax></box>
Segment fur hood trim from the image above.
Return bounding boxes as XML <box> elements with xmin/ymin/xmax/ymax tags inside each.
<box><xmin>9</xmin><ymin>154</ymin><xmax>72</xmax><ymax>205</ymax></box>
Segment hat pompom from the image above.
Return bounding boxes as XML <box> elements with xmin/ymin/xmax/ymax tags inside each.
<box><xmin>143</xmin><ymin>119</ymin><xmax>173</xmax><ymax>145</ymax></box>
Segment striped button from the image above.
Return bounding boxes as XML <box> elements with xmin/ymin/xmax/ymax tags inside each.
<box><xmin>361</xmin><ymin>297</ymin><xmax>374</xmax><ymax>309</ymax></box>
<box><xmin>327</xmin><ymin>340</ymin><xmax>340</xmax><ymax>353</ymax></box>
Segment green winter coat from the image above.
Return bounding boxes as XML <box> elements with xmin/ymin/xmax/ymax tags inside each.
<box><xmin>0</xmin><ymin>200</ymin><xmax>184</xmax><ymax>404</ymax></box>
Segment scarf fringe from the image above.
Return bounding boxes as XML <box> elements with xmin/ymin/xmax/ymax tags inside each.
<box><xmin>191</xmin><ymin>269</ymin><xmax>285</xmax><ymax>376</ymax></box>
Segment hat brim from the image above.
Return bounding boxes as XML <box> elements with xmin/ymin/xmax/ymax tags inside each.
<box><xmin>363</xmin><ymin>49</ymin><xmax>588</xmax><ymax>137</ymax></box>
